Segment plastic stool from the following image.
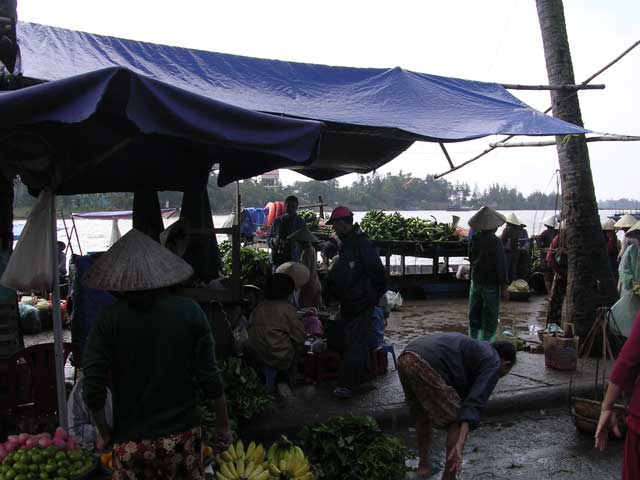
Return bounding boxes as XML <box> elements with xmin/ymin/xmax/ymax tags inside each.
<box><xmin>380</xmin><ymin>343</ymin><xmax>397</xmax><ymax>369</ymax></box>
<box><xmin>263</xmin><ymin>367</ymin><xmax>278</xmax><ymax>389</ymax></box>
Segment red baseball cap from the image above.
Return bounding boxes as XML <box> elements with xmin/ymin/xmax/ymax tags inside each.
<box><xmin>326</xmin><ymin>206</ymin><xmax>353</xmax><ymax>224</ymax></box>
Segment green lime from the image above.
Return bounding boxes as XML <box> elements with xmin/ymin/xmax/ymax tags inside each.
<box><xmin>39</xmin><ymin>473</ymin><xmax>49</xmax><ymax>479</ymax></box>
<box><xmin>11</xmin><ymin>465</ymin><xmax>24</xmax><ymax>474</ymax></box>
<box><xmin>30</xmin><ymin>454</ymin><xmax>42</xmax><ymax>466</ymax></box>
<box><xmin>52</xmin><ymin>454</ymin><xmax>64</xmax><ymax>463</ymax></box>
<box><xmin>13</xmin><ymin>475</ymin><xmax>25</xmax><ymax>480</ymax></box>
<box><xmin>4</xmin><ymin>469</ymin><xmax>15</xmax><ymax>480</ymax></box>
<box><xmin>43</xmin><ymin>465</ymin><xmax>56</xmax><ymax>475</ymax></box>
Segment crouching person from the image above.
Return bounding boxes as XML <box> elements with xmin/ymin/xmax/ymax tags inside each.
<box><xmin>398</xmin><ymin>333</ymin><xmax>516</xmax><ymax>479</ymax></box>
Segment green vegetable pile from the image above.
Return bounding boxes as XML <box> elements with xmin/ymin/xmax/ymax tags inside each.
<box><xmin>298</xmin><ymin>209</ymin><xmax>320</xmax><ymax>230</ymax></box>
<box><xmin>220</xmin><ymin>241</ymin><xmax>271</xmax><ymax>287</ymax></box>
<box><xmin>222</xmin><ymin>357</ymin><xmax>273</xmax><ymax>422</ymax></box>
<box><xmin>361</xmin><ymin>210</ymin><xmax>459</xmax><ymax>242</ymax></box>
<box><xmin>299</xmin><ymin>416</ymin><xmax>409</xmax><ymax>480</ymax></box>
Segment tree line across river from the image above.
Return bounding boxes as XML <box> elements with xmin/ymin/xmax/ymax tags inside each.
<box><xmin>12</xmin><ymin>172</ymin><xmax>638</xmax><ymax>217</ymax></box>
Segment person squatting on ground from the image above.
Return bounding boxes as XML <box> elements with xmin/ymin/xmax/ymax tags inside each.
<box><xmin>596</xmin><ymin>311</ymin><xmax>640</xmax><ymax>479</ymax></box>
<box><xmin>325</xmin><ymin>206</ymin><xmax>386</xmax><ymax>399</ymax></box>
<box><xmin>245</xmin><ymin>273</ymin><xmax>307</xmax><ymax>389</ymax></box>
<box><xmin>399</xmin><ymin>333</ymin><xmax>516</xmax><ymax>479</ymax></box>
<box><xmin>467</xmin><ymin>206</ymin><xmax>508</xmax><ymax>341</ymax></box>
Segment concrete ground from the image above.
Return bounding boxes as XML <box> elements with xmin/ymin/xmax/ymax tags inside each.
<box><xmin>402</xmin><ymin>408</ymin><xmax>623</xmax><ymax>480</ymax></box>
<box><xmin>243</xmin><ymin>294</ymin><xmax>610</xmax><ymax>442</ymax></box>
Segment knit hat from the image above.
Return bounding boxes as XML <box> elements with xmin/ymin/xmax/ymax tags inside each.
<box><xmin>468</xmin><ymin>206</ymin><xmax>506</xmax><ymax>231</ymax></box>
<box><xmin>326</xmin><ymin>206</ymin><xmax>353</xmax><ymax>225</ymax></box>
<box><xmin>614</xmin><ymin>214</ymin><xmax>638</xmax><ymax>229</ymax></box>
<box><xmin>505</xmin><ymin>213</ymin><xmax>522</xmax><ymax>226</ymax></box>
<box><xmin>275</xmin><ymin>261</ymin><xmax>310</xmax><ymax>288</ymax></box>
<box><xmin>83</xmin><ymin>229</ymin><xmax>194</xmax><ymax>291</ymax></box>
<box><xmin>601</xmin><ymin>219</ymin><xmax>616</xmax><ymax>231</ymax></box>
<box><xmin>288</xmin><ymin>226</ymin><xmax>319</xmax><ymax>244</ymax></box>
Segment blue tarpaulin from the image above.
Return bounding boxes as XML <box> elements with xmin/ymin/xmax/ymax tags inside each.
<box><xmin>0</xmin><ymin>67</ymin><xmax>324</xmax><ymax>192</ymax></box>
<box><xmin>13</xmin><ymin>22</ymin><xmax>590</xmax><ymax>180</ymax></box>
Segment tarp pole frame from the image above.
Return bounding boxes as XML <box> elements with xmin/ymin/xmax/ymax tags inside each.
<box><xmin>499</xmin><ymin>83</ymin><xmax>604</xmax><ymax>90</ymax></box>
<box><xmin>439</xmin><ymin>143</ymin><xmax>455</xmax><ymax>169</ymax></box>
<box><xmin>434</xmin><ymin>39</ymin><xmax>640</xmax><ymax>179</ymax></box>
<box><xmin>50</xmin><ymin>192</ymin><xmax>69</xmax><ymax>431</ymax></box>
<box><xmin>489</xmin><ymin>135</ymin><xmax>640</xmax><ymax>148</ymax></box>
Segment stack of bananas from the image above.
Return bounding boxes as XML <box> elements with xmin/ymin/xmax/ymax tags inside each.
<box><xmin>216</xmin><ymin>440</ymin><xmax>268</xmax><ymax>480</ymax></box>
<box><xmin>266</xmin><ymin>444</ymin><xmax>313</xmax><ymax>480</ymax></box>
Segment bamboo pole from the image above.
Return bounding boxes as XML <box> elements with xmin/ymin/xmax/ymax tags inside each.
<box><xmin>50</xmin><ymin>193</ymin><xmax>68</xmax><ymax>430</ymax></box>
<box><xmin>490</xmin><ymin>135</ymin><xmax>640</xmax><ymax>148</ymax></box>
<box><xmin>434</xmin><ymin>39</ymin><xmax>640</xmax><ymax>179</ymax></box>
<box><xmin>500</xmin><ymin>83</ymin><xmax>604</xmax><ymax>90</ymax></box>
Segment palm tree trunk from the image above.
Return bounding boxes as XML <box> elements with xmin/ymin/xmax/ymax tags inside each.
<box><xmin>536</xmin><ymin>0</ymin><xmax>618</xmax><ymax>339</ymax></box>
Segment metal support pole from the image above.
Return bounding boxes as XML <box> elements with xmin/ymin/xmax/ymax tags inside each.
<box><xmin>50</xmin><ymin>193</ymin><xmax>68</xmax><ymax>430</ymax></box>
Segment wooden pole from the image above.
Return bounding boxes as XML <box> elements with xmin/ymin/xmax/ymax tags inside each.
<box><xmin>50</xmin><ymin>193</ymin><xmax>68</xmax><ymax>430</ymax></box>
<box><xmin>499</xmin><ymin>83</ymin><xmax>604</xmax><ymax>90</ymax></box>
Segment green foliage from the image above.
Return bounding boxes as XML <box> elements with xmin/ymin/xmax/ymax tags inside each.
<box><xmin>298</xmin><ymin>209</ymin><xmax>320</xmax><ymax>230</ymax></box>
<box><xmin>360</xmin><ymin>210</ymin><xmax>458</xmax><ymax>242</ymax></box>
<box><xmin>221</xmin><ymin>243</ymin><xmax>271</xmax><ymax>287</ymax></box>
<box><xmin>299</xmin><ymin>416</ymin><xmax>409</xmax><ymax>480</ymax></box>
<box><xmin>221</xmin><ymin>357</ymin><xmax>273</xmax><ymax>422</ymax></box>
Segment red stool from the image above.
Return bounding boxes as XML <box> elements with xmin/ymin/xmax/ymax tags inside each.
<box><xmin>303</xmin><ymin>351</ymin><xmax>341</xmax><ymax>382</ymax></box>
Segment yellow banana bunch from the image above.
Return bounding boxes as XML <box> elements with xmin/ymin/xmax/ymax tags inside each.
<box><xmin>216</xmin><ymin>458</ymin><xmax>270</xmax><ymax>480</ymax></box>
<box><xmin>267</xmin><ymin>446</ymin><xmax>313</xmax><ymax>480</ymax></box>
<box><xmin>246</xmin><ymin>441</ymin><xmax>266</xmax><ymax>464</ymax></box>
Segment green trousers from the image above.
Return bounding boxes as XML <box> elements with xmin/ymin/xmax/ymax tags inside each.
<box><xmin>468</xmin><ymin>280</ymin><xmax>500</xmax><ymax>342</ymax></box>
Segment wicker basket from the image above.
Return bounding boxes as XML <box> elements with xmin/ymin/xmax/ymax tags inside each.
<box><xmin>571</xmin><ymin>397</ymin><xmax>626</xmax><ymax>435</ymax></box>
<box><xmin>542</xmin><ymin>333</ymin><xmax>579</xmax><ymax>371</ymax></box>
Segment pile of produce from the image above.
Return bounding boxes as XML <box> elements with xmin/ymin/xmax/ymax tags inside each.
<box><xmin>222</xmin><ymin>357</ymin><xmax>273</xmax><ymax>422</ymax></box>
<box><xmin>220</xmin><ymin>241</ymin><xmax>271</xmax><ymax>287</ymax></box>
<box><xmin>0</xmin><ymin>428</ymin><xmax>95</xmax><ymax>479</ymax></box>
<box><xmin>360</xmin><ymin>210</ymin><xmax>459</xmax><ymax>242</ymax></box>
<box><xmin>299</xmin><ymin>416</ymin><xmax>408</xmax><ymax>480</ymax></box>
<box><xmin>215</xmin><ymin>437</ymin><xmax>312</xmax><ymax>480</ymax></box>
<box><xmin>633</xmin><ymin>281</ymin><xmax>640</xmax><ymax>296</ymax></box>
<box><xmin>297</xmin><ymin>210</ymin><xmax>320</xmax><ymax>231</ymax></box>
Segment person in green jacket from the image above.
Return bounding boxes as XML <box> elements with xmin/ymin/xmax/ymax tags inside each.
<box><xmin>82</xmin><ymin>229</ymin><xmax>232</xmax><ymax>480</ymax></box>
<box><xmin>467</xmin><ymin>206</ymin><xmax>508</xmax><ymax>342</ymax></box>
<box><xmin>611</xmin><ymin>220</ymin><xmax>640</xmax><ymax>337</ymax></box>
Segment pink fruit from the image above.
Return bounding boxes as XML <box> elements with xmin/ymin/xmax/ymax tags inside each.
<box><xmin>25</xmin><ymin>438</ymin><xmax>38</xmax><ymax>448</ymax></box>
<box><xmin>7</xmin><ymin>435</ymin><xmax>18</xmax><ymax>443</ymax></box>
<box><xmin>18</xmin><ymin>433</ymin><xmax>30</xmax><ymax>445</ymax></box>
<box><xmin>53</xmin><ymin>438</ymin><xmax>66</xmax><ymax>450</ymax></box>
<box><xmin>5</xmin><ymin>442</ymin><xmax>18</xmax><ymax>452</ymax></box>
<box><xmin>38</xmin><ymin>438</ymin><xmax>52</xmax><ymax>448</ymax></box>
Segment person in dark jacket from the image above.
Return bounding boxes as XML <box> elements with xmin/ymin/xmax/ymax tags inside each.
<box><xmin>325</xmin><ymin>206</ymin><xmax>386</xmax><ymax>399</ymax></box>
<box><xmin>536</xmin><ymin>216</ymin><xmax>558</xmax><ymax>294</ymax></box>
<box><xmin>269</xmin><ymin>195</ymin><xmax>306</xmax><ymax>269</ymax></box>
<box><xmin>399</xmin><ymin>333</ymin><xmax>516</xmax><ymax>479</ymax></box>
<box><xmin>500</xmin><ymin>213</ymin><xmax>522</xmax><ymax>283</ymax></box>
<box><xmin>467</xmin><ymin>206</ymin><xmax>508</xmax><ymax>341</ymax></box>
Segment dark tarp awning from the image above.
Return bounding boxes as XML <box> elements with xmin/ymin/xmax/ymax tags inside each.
<box><xmin>14</xmin><ymin>22</ymin><xmax>590</xmax><ymax>180</ymax></box>
<box><xmin>0</xmin><ymin>67</ymin><xmax>324</xmax><ymax>192</ymax></box>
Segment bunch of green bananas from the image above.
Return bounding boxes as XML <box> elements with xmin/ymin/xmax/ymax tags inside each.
<box><xmin>404</xmin><ymin>217</ymin><xmax>434</xmax><ymax>241</ymax></box>
<box><xmin>216</xmin><ymin>440</ymin><xmax>268</xmax><ymax>480</ymax></box>
<box><xmin>360</xmin><ymin>209</ymin><xmax>388</xmax><ymax>240</ymax></box>
<box><xmin>266</xmin><ymin>436</ymin><xmax>313</xmax><ymax>479</ymax></box>
<box><xmin>298</xmin><ymin>210</ymin><xmax>320</xmax><ymax>230</ymax></box>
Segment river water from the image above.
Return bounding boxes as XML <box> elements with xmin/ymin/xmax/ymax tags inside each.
<box><xmin>14</xmin><ymin>209</ymin><xmax>620</xmax><ymax>258</ymax></box>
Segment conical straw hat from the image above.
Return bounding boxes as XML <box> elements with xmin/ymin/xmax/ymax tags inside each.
<box><xmin>601</xmin><ymin>219</ymin><xmax>616</xmax><ymax>231</ymax></box>
<box><xmin>543</xmin><ymin>215</ymin><xmax>558</xmax><ymax>228</ymax></box>
<box><xmin>505</xmin><ymin>213</ymin><xmax>522</xmax><ymax>226</ymax></box>
<box><xmin>468</xmin><ymin>206</ymin><xmax>506</xmax><ymax>231</ymax></box>
<box><xmin>626</xmin><ymin>220</ymin><xmax>640</xmax><ymax>238</ymax></box>
<box><xmin>275</xmin><ymin>261</ymin><xmax>310</xmax><ymax>288</ymax></box>
<box><xmin>287</xmin><ymin>226</ymin><xmax>319</xmax><ymax>244</ymax></box>
<box><xmin>83</xmin><ymin>229</ymin><xmax>194</xmax><ymax>291</ymax></box>
<box><xmin>614</xmin><ymin>213</ymin><xmax>638</xmax><ymax>229</ymax></box>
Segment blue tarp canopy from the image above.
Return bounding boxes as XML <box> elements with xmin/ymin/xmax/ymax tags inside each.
<box><xmin>0</xmin><ymin>66</ymin><xmax>323</xmax><ymax>192</ymax></box>
<box><xmin>11</xmin><ymin>22</ymin><xmax>590</xmax><ymax>181</ymax></box>
<box><xmin>13</xmin><ymin>223</ymin><xmax>63</xmax><ymax>241</ymax></box>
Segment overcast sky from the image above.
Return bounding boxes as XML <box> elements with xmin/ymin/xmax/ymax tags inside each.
<box><xmin>18</xmin><ymin>0</ymin><xmax>639</xmax><ymax>200</ymax></box>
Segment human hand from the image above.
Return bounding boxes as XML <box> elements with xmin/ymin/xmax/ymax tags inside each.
<box><xmin>446</xmin><ymin>442</ymin><xmax>464</xmax><ymax>475</ymax></box>
<box><xmin>595</xmin><ymin>409</ymin><xmax>622</xmax><ymax>451</ymax></box>
<box><xmin>214</xmin><ymin>429</ymin><xmax>233</xmax><ymax>453</ymax></box>
<box><xmin>97</xmin><ymin>429</ymin><xmax>112</xmax><ymax>451</ymax></box>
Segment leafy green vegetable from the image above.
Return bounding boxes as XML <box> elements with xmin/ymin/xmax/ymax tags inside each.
<box><xmin>299</xmin><ymin>416</ymin><xmax>409</xmax><ymax>480</ymax></box>
<box><xmin>298</xmin><ymin>209</ymin><xmax>320</xmax><ymax>230</ymax></box>
<box><xmin>361</xmin><ymin>210</ymin><xmax>459</xmax><ymax>242</ymax></box>
<box><xmin>221</xmin><ymin>243</ymin><xmax>271</xmax><ymax>287</ymax></box>
<box><xmin>222</xmin><ymin>357</ymin><xmax>273</xmax><ymax>422</ymax></box>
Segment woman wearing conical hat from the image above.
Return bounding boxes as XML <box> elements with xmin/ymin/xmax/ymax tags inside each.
<box><xmin>611</xmin><ymin>220</ymin><xmax>640</xmax><ymax>337</ymax></box>
<box><xmin>500</xmin><ymin>213</ymin><xmax>523</xmax><ymax>284</ymax></box>
<box><xmin>467</xmin><ymin>207</ymin><xmax>508</xmax><ymax>341</ymax></box>
<box><xmin>602</xmin><ymin>219</ymin><xmax>620</xmax><ymax>282</ymax></box>
<box><xmin>615</xmin><ymin>214</ymin><xmax>638</xmax><ymax>263</ymax></box>
<box><xmin>288</xmin><ymin>225</ymin><xmax>323</xmax><ymax>308</ymax></box>
<box><xmin>81</xmin><ymin>229</ymin><xmax>232</xmax><ymax>479</ymax></box>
